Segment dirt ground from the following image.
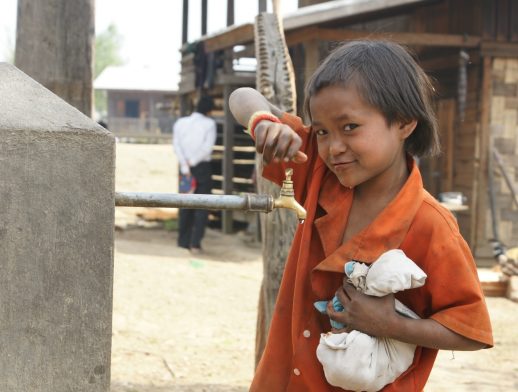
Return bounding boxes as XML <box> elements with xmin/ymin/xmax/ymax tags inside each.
<box><xmin>111</xmin><ymin>143</ymin><xmax>518</xmax><ymax>392</ymax></box>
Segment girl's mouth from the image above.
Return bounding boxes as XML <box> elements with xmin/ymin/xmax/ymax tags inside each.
<box><xmin>332</xmin><ymin>160</ymin><xmax>355</xmax><ymax>170</ymax></box>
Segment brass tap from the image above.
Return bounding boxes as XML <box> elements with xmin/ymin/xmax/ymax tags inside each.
<box><xmin>273</xmin><ymin>168</ymin><xmax>307</xmax><ymax>223</ymax></box>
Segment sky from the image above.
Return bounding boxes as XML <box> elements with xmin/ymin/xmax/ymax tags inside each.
<box><xmin>0</xmin><ymin>0</ymin><xmax>298</xmax><ymax>69</ymax></box>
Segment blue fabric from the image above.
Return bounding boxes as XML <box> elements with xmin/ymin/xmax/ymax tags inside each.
<box><xmin>314</xmin><ymin>296</ymin><xmax>346</xmax><ymax>329</ymax></box>
<box><xmin>313</xmin><ymin>261</ymin><xmax>357</xmax><ymax>329</ymax></box>
<box><xmin>345</xmin><ymin>261</ymin><xmax>356</xmax><ymax>277</ymax></box>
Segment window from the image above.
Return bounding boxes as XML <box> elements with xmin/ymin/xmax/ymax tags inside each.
<box><xmin>125</xmin><ymin>100</ymin><xmax>140</xmax><ymax>118</ymax></box>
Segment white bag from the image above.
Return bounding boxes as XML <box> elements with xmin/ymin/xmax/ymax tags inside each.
<box><xmin>316</xmin><ymin>249</ymin><xmax>427</xmax><ymax>392</ymax></box>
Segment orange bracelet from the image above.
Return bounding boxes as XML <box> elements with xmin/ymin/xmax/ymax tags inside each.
<box><xmin>246</xmin><ymin>111</ymin><xmax>282</xmax><ymax>140</ymax></box>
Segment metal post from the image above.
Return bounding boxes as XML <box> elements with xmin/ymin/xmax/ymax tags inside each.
<box><xmin>222</xmin><ymin>48</ymin><xmax>235</xmax><ymax>233</ymax></box>
<box><xmin>201</xmin><ymin>0</ymin><xmax>207</xmax><ymax>36</ymax></box>
<box><xmin>227</xmin><ymin>0</ymin><xmax>234</xmax><ymax>26</ymax></box>
<box><xmin>182</xmin><ymin>0</ymin><xmax>189</xmax><ymax>44</ymax></box>
<box><xmin>259</xmin><ymin>0</ymin><xmax>267</xmax><ymax>13</ymax></box>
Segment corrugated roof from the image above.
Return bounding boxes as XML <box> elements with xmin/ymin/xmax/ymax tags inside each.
<box><xmin>94</xmin><ymin>64</ymin><xmax>178</xmax><ymax>92</ymax></box>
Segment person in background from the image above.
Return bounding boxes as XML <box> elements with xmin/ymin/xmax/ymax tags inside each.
<box><xmin>172</xmin><ymin>95</ymin><xmax>216</xmax><ymax>254</ymax></box>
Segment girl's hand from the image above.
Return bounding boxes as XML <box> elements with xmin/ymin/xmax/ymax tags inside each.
<box><xmin>254</xmin><ymin>120</ymin><xmax>307</xmax><ymax>164</ymax></box>
<box><xmin>327</xmin><ymin>283</ymin><xmax>399</xmax><ymax>338</ymax></box>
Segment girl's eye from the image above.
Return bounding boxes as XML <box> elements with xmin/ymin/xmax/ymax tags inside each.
<box><xmin>344</xmin><ymin>124</ymin><xmax>358</xmax><ymax>132</ymax></box>
<box><xmin>314</xmin><ymin>129</ymin><xmax>327</xmax><ymax>136</ymax></box>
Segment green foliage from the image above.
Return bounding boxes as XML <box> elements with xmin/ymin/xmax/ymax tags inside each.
<box><xmin>95</xmin><ymin>23</ymin><xmax>124</xmax><ymax>77</ymax></box>
<box><xmin>94</xmin><ymin>24</ymin><xmax>124</xmax><ymax>117</ymax></box>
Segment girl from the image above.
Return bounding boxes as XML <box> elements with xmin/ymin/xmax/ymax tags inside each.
<box><xmin>229</xmin><ymin>40</ymin><xmax>492</xmax><ymax>391</ymax></box>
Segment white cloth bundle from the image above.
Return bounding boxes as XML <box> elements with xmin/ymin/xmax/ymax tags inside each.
<box><xmin>316</xmin><ymin>249</ymin><xmax>427</xmax><ymax>392</ymax></box>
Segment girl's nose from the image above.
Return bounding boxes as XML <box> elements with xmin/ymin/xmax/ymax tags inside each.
<box><xmin>329</xmin><ymin>135</ymin><xmax>347</xmax><ymax>156</ymax></box>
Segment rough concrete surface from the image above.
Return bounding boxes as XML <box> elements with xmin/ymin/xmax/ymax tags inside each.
<box><xmin>0</xmin><ymin>63</ymin><xmax>115</xmax><ymax>391</ymax></box>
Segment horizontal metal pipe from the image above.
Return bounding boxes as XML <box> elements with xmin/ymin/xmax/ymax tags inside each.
<box><xmin>115</xmin><ymin>192</ymin><xmax>274</xmax><ymax>213</ymax></box>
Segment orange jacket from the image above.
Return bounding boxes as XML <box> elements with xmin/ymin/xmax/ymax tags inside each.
<box><xmin>250</xmin><ymin>113</ymin><xmax>493</xmax><ymax>392</ymax></box>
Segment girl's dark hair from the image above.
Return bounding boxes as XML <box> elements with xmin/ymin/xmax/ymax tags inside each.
<box><xmin>304</xmin><ymin>40</ymin><xmax>440</xmax><ymax>157</ymax></box>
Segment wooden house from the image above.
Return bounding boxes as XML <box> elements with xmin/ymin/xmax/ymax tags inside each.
<box><xmin>94</xmin><ymin>64</ymin><xmax>179</xmax><ymax>138</ymax></box>
<box><xmin>179</xmin><ymin>0</ymin><xmax>518</xmax><ymax>265</ymax></box>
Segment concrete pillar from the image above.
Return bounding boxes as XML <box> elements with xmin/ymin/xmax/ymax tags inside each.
<box><xmin>0</xmin><ymin>63</ymin><xmax>115</xmax><ymax>391</ymax></box>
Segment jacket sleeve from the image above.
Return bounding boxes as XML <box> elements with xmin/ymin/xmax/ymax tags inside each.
<box><xmin>401</xmin><ymin>201</ymin><xmax>494</xmax><ymax>347</ymax></box>
<box><xmin>427</xmin><ymin>234</ymin><xmax>493</xmax><ymax>347</ymax></box>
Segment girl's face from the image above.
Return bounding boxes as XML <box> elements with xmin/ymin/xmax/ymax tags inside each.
<box><xmin>309</xmin><ymin>84</ymin><xmax>416</xmax><ymax>191</ymax></box>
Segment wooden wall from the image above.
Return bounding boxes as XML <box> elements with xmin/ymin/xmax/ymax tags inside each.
<box><xmin>486</xmin><ymin>58</ymin><xmax>518</xmax><ymax>249</ymax></box>
<box><xmin>413</xmin><ymin>56</ymin><xmax>482</xmax><ymax>244</ymax></box>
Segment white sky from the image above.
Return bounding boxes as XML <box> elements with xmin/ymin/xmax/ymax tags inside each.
<box><xmin>0</xmin><ymin>0</ymin><xmax>298</xmax><ymax>68</ymax></box>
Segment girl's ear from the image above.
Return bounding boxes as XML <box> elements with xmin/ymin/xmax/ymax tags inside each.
<box><xmin>399</xmin><ymin>120</ymin><xmax>417</xmax><ymax>140</ymax></box>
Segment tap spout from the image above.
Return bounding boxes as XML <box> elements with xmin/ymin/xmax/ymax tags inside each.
<box><xmin>273</xmin><ymin>195</ymin><xmax>307</xmax><ymax>222</ymax></box>
<box><xmin>273</xmin><ymin>168</ymin><xmax>307</xmax><ymax>223</ymax></box>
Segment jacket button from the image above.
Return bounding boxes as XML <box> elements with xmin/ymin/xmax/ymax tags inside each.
<box><xmin>303</xmin><ymin>329</ymin><xmax>311</xmax><ymax>338</ymax></box>
<box><xmin>293</xmin><ymin>368</ymin><xmax>301</xmax><ymax>376</ymax></box>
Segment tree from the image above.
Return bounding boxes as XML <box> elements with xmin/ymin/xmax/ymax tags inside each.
<box><xmin>95</xmin><ymin>24</ymin><xmax>124</xmax><ymax>77</ymax></box>
<box><xmin>94</xmin><ymin>23</ymin><xmax>124</xmax><ymax>118</ymax></box>
<box><xmin>15</xmin><ymin>0</ymin><xmax>95</xmax><ymax>117</ymax></box>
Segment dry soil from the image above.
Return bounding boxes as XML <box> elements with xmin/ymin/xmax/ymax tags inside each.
<box><xmin>110</xmin><ymin>143</ymin><xmax>518</xmax><ymax>392</ymax></box>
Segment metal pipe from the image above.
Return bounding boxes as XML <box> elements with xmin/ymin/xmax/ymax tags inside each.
<box><xmin>115</xmin><ymin>170</ymin><xmax>307</xmax><ymax>223</ymax></box>
<box><xmin>115</xmin><ymin>192</ymin><xmax>274</xmax><ymax>213</ymax></box>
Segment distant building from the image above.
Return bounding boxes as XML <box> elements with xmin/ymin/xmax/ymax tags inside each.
<box><xmin>94</xmin><ymin>64</ymin><xmax>179</xmax><ymax>135</ymax></box>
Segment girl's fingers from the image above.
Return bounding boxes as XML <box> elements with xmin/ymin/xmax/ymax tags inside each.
<box><xmin>326</xmin><ymin>299</ymin><xmax>335</xmax><ymax>314</ymax></box>
<box><xmin>327</xmin><ymin>298</ymin><xmax>348</xmax><ymax>326</ymax></box>
<box><xmin>261</xmin><ymin>126</ymin><xmax>281</xmax><ymax>163</ymax></box>
<box><xmin>254</xmin><ymin>121</ymin><xmax>307</xmax><ymax>164</ymax></box>
<box><xmin>335</xmin><ymin>287</ymin><xmax>351</xmax><ymax>306</ymax></box>
<box><xmin>292</xmin><ymin>151</ymin><xmax>308</xmax><ymax>163</ymax></box>
<box><xmin>273</xmin><ymin>132</ymin><xmax>293</xmax><ymax>161</ymax></box>
<box><xmin>343</xmin><ymin>283</ymin><xmax>356</xmax><ymax>300</ymax></box>
<box><xmin>283</xmin><ymin>135</ymin><xmax>305</xmax><ymax>161</ymax></box>
<box><xmin>275</xmin><ymin>130</ymin><xmax>302</xmax><ymax>160</ymax></box>
<box><xmin>254</xmin><ymin>121</ymin><xmax>275</xmax><ymax>155</ymax></box>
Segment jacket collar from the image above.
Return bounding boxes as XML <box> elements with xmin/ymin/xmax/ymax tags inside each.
<box><xmin>313</xmin><ymin>157</ymin><xmax>424</xmax><ymax>273</ymax></box>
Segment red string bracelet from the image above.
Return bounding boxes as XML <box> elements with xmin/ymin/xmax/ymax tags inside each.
<box><xmin>246</xmin><ymin>111</ymin><xmax>282</xmax><ymax>140</ymax></box>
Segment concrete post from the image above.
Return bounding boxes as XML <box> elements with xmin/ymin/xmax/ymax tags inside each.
<box><xmin>0</xmin><ymin>63</ymin><xmax>115</xmax><ymax>391</ymax></box>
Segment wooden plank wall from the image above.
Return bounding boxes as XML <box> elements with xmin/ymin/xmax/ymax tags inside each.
<box><xmin>418</xmin><ymin>58</ymin><xmax>482</xmax><ymax>244</ymax></box>
<box><xmin>487</xmin><ymin>58</ymin><xmax>518</xmax><ymax>248</ymax></box>
<box><xmin>454</xmin><ymin>66</ymin><xmax>483</xmax><ymax>244</ymax></box>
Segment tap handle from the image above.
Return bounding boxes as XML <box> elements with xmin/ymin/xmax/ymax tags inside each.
<box><xmin>285</xmin><ymin>168</ymin><xmax>293</xmax><ymax>182</ymax></box>
<box><xmin>281</xmin><ymin>168</ymin><xmax>294</xmax><ymax>197</ymax></box>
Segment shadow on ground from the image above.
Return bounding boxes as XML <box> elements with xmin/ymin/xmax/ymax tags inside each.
<box><xmin>114</xmin><ymin>227</ymin><xmax>261</xmax><ymax>263</ymax></box>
